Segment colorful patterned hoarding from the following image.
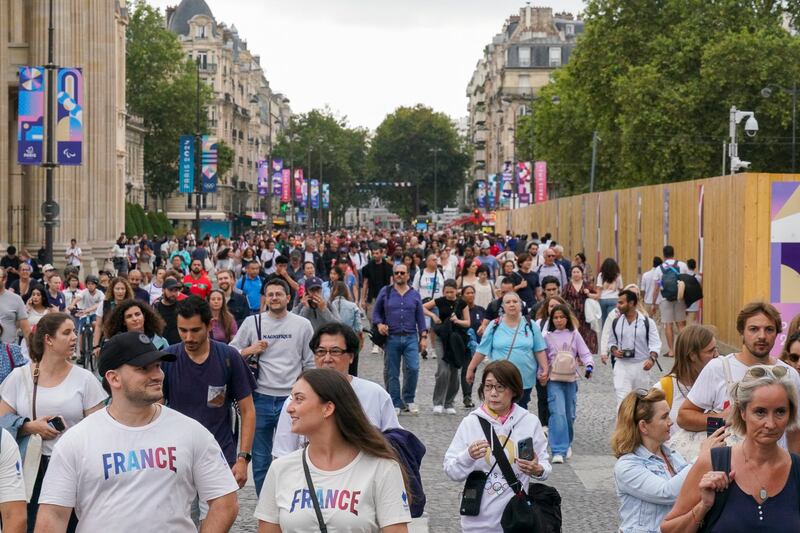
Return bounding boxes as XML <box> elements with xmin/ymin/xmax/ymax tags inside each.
<box><xmin>17</xmin><ymin>67</ymin><xmax>45</xmax><ymax>165</ymax></box>
<box><xmin>475</xmin><ymin>180</ymin><xmax>487</xmax><ymax>208</ymax></box>
<box><xmin>201</xmin><ymin>136</ymin><xmax>217</xmax><ymax>193</ymax></box>
<box><xmin>257</xmin><ymin>160</ymin><xmax>269</xmax><ymax>197</ymax></box>
<box><xmin>55</xmin><ymin>68</ymin><xmax>83</xmax><ymax>165</ymax></box>
<box><xmin>178</xmin><ymin>135</ymin><xmax>194</xmax><ymax>193</ymax></box>
<box><xmin>517</xmin><ymin>162</ymin><xmax>532</xmax><ymax>206</ymax></box>
<box><xmin>310</xmin><ymin>179</ymin><xmax>320</xmax><ymax>209</ymax></box>
<box><xmin>281</xmin><ymin>169</ymin><xmax>291</xmax><ymax>203</ymax></box>
<box><xmin>322</xmin><ymin>183</ymin><xmax>330</xmax><ymax>209</ymax></box>
<box><xmin>534</xmin><ymin>161</ymin><xmax>547</xmax><ymax>203</ymax></box>
<box><xmin>770</xmin><ymin>181</ymin><xmax>800</xmax><ymax>355</ymax></box>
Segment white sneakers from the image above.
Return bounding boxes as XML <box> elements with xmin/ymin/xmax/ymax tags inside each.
<box><xmin>552</xmin><ymin>455</ymin><xmax>564</xmax><ymax>464</ymax></box>
<box><xmin>445</xmin><ymin>407</ymin><xmax>457</xmax><ymax>414</ymax></box>
<box><xmin>566</xmin><ymin>447</ymin><xmax>573</xmax><ymax>459</ymax></box>
<box><xmin>407</xmin><ymin>403</ymin><xmax>419</xmax><ymax>414</ymax></box>
<box><xmin>433</xmin><ymin>405</ymin><xmax>444</xmax><ymax>414</ymax></box>
<box><xmin>371</xmin><ymin>345</ymin><xmax>380</xmax><ymax>355</ymax></box>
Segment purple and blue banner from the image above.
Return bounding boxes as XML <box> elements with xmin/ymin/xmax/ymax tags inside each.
<box><xmin>770</xmin><ymin>181</ymin><xmax>800</xmax><ymax>355</ymax></box>
<box><xmin>257</xmin><ymin>160</ymin><xmax>269</xmax><ymax>196</ymax></box>
<box><xmin>487</xmin><ymin>174</ymin><xmax>497</xmax><ymax>209</ymax></box>
<box><xmin>178</xmin><ymin>135</ymin><xmax>194</xmax><ymax>193</ymax></box>
<box><xmin>301</xmin><ymin>177</ymin><xmax>309</xmax><ymax>208</ymax></box>
<box><xmin>310</xmin><ymin>179</ymin><xmax>320</xmax><ymax>209</ymax></box>
<box><xmin>201</xmin><ymin>135</ymin><xmax>218</xmax><ymax>193</ymax></box>
<box><xmin>501</xmin><ymin>162</ymin><xmax>514</xmax><ymax>201</ymax></box>
<box><xmin>322</xmin><ymin>183</ymin><xmax>330</xmax><ymax>209</ymax></box>
<box><xmin>17</xmin><ymin>67</ymin><xmax>45</xmax><ymax>165</ymax></box>
<box><xmin>475</xmin><ymin>180</ymin><xmax>487</xmax><ymax>209</ymax></box>
<box><xmin>55</xmin><ymin>68</ymin><xmax>83</xmax><ymax>165</ymax></box>
<box><xmin>271</xmin><ymin>159</ymin><xmax>283</xmax><ymax>198</ymax></box>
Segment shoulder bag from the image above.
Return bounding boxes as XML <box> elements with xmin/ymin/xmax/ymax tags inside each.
<box><xmin>302</xmin><ymin>445</ymin><xmax>328</xmax><ymax>533</ymax></box>
<box><xmin>459</xmin><ymin>415</ymin><xmax>509</xmax><ymax>516</ymax></box>
<box><xmin>246</xmin><ymin>313</ymin><xmax>263</xmax><ymax>379</ymax></box>
<box><xmin>22</xmin><ymin>364</ymin><xmax>43</xmax><ymax>500</ymax></box>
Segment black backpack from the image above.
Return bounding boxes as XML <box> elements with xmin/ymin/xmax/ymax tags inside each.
<box><xmin>659</xmin><ymin>263</ymin><xmax>680</xmax><ymax>301</ymax></box>
<box><xmin>678</xmin><ymin>273</ymin><xmax>703</xmax><ymax>307</ymax></box>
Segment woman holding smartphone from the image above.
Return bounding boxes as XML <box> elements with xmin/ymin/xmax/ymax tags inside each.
<box><xmin>0</xmin><ymin>313</ymin><xmax>107</xmax><ymax>532</ymax></box>
<box><xmin>444</xmin><ymin>361</ymin><xmax>550</xmax><ymax>532</ymax></box>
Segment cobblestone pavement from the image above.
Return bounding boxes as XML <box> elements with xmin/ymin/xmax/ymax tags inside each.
<box><xmin>231</xmin><ymin>340</ymin><xmax>678</xmax><ymax>532</ymax></box>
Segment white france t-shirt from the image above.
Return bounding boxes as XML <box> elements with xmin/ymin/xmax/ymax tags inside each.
<box><xmin>687</xmin><ymin>354</ymin><xmax>800</xmax><ymax>448</ymax></box>
<box><xmin>1</xmin><ymin>365</ymin><xmax>107</xmax><ymax>456</ymax></box>
<box><xmin>256</xmin><ymin>448</ymin><xmax>411</xmax><ymax>532</ymax></box>
<box><xmin>272</xmin><ymin>376</ymin><xmax>401</xmax><ymax>458</ymax></box>
<box><xmin>39</xmin><ymin>406</ymin><xmax>238</xmax><ymax>533</ymax></box>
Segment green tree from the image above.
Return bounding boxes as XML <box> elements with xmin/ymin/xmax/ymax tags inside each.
<box><xmin>272</xmin><ymin>108</ymin><xmax>368</xmax><ymax>225</ymax></box>
<box><xmin>530</xmin><ymin>0</ymin><xmax>800</xmax><ymax>195</ymax></box>
<box><xmin>368</xmin><ymin>105</ymin><xmax>470</xmax><ymax>220</ymax></box>
<box><xmin>126</xmin><ymin>1</ymin><xmax>213</xmax><ymax>204</ymax></box>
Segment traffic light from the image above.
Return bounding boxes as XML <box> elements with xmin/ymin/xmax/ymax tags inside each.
<box><xmin>280</xmin><ymin>203</ymin><xmax>288</xmax><ymax>213</ymax></box>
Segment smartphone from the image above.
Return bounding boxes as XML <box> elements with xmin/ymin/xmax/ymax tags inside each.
<box><xmin>48</xmin><ymin>416</ymin><xmax>66</xmax><ymax>432</ymax></box>
<box><xmin>706</xmin><ymin>416</ymin><xmax>725</xmax><ymax>437</ymax></box>
<box><xmin>518</xmin><ymin>437</ymin><xmax>534</xmax><ymax>461</ymax></box>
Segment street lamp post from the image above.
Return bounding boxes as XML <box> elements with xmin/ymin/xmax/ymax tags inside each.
<box><xmin>318</xmin><ymin>137</ymin><xmax>325</xmax><ymax>231</ymax></box>
<box><xmin>762</xmin><ymin>82</ymin><xmax>798</xmax><ymax>173</ymax></box>
<box><xmin>429</xmin><ymin>147</ymin><xmax>442</xmax><ymax>218</ymax></box>
<box><xmin>194</xmin><ymin>57</ymin><xmax>202</xmax><ymax>237</ymax></box>
<box><xmin>42</xmin><ymin>0</ymin><xmax>59</xmax><ymax>264</ymax></box>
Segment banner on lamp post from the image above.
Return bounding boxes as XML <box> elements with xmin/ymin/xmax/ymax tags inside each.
<box><xmin>517</xmin><ymin>162</ymin><xmax>532</xmax><ymax>206</ymax></box>
<box><xmin>475</xmin><ymin>180</ymin><xmax>487</xmax><ymax>208</ymax></box>
<box><xmin>294</xmin><ymin>169</ymin><xmax>304</xmax><ymax>204</ymax></box>
<box><xmin>322</xmin><ymin>183</ymin><xmax>330</xmax><ymax>209</ymax></box>
<box><xmin>534</xmin><ymin>161</ymin><xmax>547</xmax><ymax>203</ymax></box>
<box><xmin>301</xmin><ymin>178</ymin><xmax>309</xmax><ymax>208</ymax></box>
<box><xmin>17</xmin><ymin>67</ymin><xmax>45</xmax><ymax>165</ymax></box>
<box><xmin>487</xmin><ymin>174</ymin><xmax>497</xmax><ymax>209</ymax></box>
<box><xmin>310</xmin><ymin>179</ymin><xmax>320</xmax><ymax>209</ymax></box>
<box><xmin>55</xmin><ymin>68</ymin><xmax>83</xmax><ymax>165</ymax></box>
<box><xmin>281</xmin><ymin>169</ymin><xmax>291</xmax><ymax>202</ymax></box>
<box><xmin>201</xmin><ymin>135</ymin><xmax>218</xmax><ymax>193</ymax></box>
<box><xmin>270</xmin><ymin>159</ymin><xmax>283</xmax><ymax>198</ymax></box>
<box><xmin>501</xmin><ymin>162</ymin><xmax>514</xmax><ymax>202</ymax></box>
<box><xmin>178</xmin><ymin>135</ymin><xmax>194</xmax><ymax>193</ymax></box>
<box><xmin>257</xmin><ymin>160</ymin><xmax>269</xmax><ymax>196</ymax></box>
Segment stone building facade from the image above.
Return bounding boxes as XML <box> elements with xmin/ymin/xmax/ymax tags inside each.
<box><xmin>466</xmin><ymin>6</ymin><xmax>583</xmax><ymax>203</ymax></box>
<box><xmin>0</xmin><ymin>0</ymin><xmax>128</xmax><ymax>270</ymax></box>
<box><xmin>164</xmin><ymin>0</ymin><xmax>291</xmax><ymax>235</ymax></box>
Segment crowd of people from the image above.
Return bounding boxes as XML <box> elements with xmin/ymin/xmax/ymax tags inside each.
<box><xmin>0</xmin><ymin>227</ymin><xmax>799</xmax><ymax>532</ymax></box>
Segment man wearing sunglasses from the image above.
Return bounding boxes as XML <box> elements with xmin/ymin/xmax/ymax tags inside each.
<box><xmin>373</xmin><ymin>263</ymin><xmax>428</xmax><ymax>415</ymax></box>
<box><xmin>677</xmin><ymin>301</ymin><xmax>800</xmax><ymax>452</ymax></box>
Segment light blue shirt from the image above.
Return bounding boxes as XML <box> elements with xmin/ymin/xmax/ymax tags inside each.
<box><xmin>614</xmin><ymin>445</ymin><xmax>689</xmax><ymax>533</ymax></box>
<box><xmin>477</xmin><ymin>318</ymin><xmax>546</xmax><ymax>389</ymax></box>
<box><xmin>330</xmin><ymin>297</ymin><xmax>363</xmax><ymax>334</ymax></box>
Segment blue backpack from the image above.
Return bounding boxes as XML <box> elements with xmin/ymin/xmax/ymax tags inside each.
<box><xmin>659</xmin><ymin>263</ymin><xmax>680</xmax><ymax>301</ymax></box>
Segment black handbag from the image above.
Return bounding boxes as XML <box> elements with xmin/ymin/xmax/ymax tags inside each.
<box><xmin>369</xmin><ymin>322</ymin><xmax>388</xmax><ymax>348</ymax></box>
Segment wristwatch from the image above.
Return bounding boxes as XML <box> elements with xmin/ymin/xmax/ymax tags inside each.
<box><xmin>237</xmin><ymin>452</ymin><xmax>252</xmax><ymax>463</ymax></box>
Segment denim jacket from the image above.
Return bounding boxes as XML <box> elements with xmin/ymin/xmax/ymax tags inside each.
<box><xmin>614</xmin><ymin>444</ymin><xmax>690</xmax><ymax>533</ymax></box>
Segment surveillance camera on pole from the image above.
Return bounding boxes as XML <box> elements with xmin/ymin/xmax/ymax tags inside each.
<box><xmin>728</xmin><ymin>106</ymin><xmax>758</xmax><ymax>174</ymax></box>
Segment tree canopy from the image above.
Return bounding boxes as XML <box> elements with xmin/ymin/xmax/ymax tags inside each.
<box><xmin>521</xmin><ymin>0</ymin><xmax>800</xmax><ymax>196</ymax></box>
<box><xmin>126</xmin><ymin>0</ymin><xmax>213</xmax><ymax>200</ymax></box>
<box><xmin>369</xmin><ymin>105</ymin><xmax>470</xmax><ymax>220</ymax></box>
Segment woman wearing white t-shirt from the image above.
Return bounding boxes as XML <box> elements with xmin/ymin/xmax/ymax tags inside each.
<box><xmin>0</xmin><ymin>313</ymin><xmax>106</xmax><ymax>532</ymax></box>
<box><xmin>596</xmin><ymin>258</ymin><xmax>623</xmax><ymax>329</ymax></box>
<box><xmin>653</xmin><ymin>325</ymin><xmax>718</xmax><ymax>460</ymax></box>
<box><xmin>256</xmin><ymin>368</ymin><xmax>411</xmax><ymax>532</ymax></box>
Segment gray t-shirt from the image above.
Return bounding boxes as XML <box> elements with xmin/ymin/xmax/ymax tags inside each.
<box><xmin>0</xmin><ymin>291</ymin><xmax>27</xmax><ymax>344</ymax></box>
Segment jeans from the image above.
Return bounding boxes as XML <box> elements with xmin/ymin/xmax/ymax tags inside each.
<box><xmin>385</xmin><ymin>334</ymin><xmax>420</xmax><ymax>408</ymax></box>
<box><xmin>252</xmin><ymin>392</ymin><xmax>288</xmax><ymax>495</ymax></box>
<box><xmin>432</xmin><ymin>337</ymin><xmax>459</xmax><ymax>408</ymax></box>
<box><xmin>547</xmin><ymin>381</ymin><xmax>578</xmax><ymax>456</ymax></box>
<box><xmin>599</xmin><ymin>298</ymin><xmax>617</xmax><ymax>329</ymax></box>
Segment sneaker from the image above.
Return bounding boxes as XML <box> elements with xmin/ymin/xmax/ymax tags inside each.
<box><xmin>420</xmin><ymin>350</ymin><xmax>428</xmax><ymax>360</ymax></box>
<box><xmin>428</xmin><ymin>349</ymin><xmax>437</xmax><ymax>359</ymax></box>
<box><xmin>445</xmin><ymin>407</ymin><xmax>457</xmax><ymax>414</ymax></box>
<box><xmin>407</xmin><ymin>403</ymin><xmax>420</xmax><ymax>414</ymax></box>
<box><xmin>371</xmin><ymin>345</ymin><xmax>380</xmax><ymax>355</ymax></box>
<box><xmin>552</xmin><ymin>455</ymin><xmax>564</xmax><ymax>464</ymax></box>
<box><xmin>566</xmin><ymin>447</ymin><xmax>573</xmax><ymax>459</ymax></box>
<box><xmin>394</xmin><ymin>407</ymin><xmax>401</xmax><ymax>416</ymax></box>
<box><xmin>463</xmin><ymin>398</ymin><xmax>475</xmax><ymax>408</ymax></box>
<box><xmin>433</xmin><ymin>405</ymin><xmax>444</xmax><ymax>414</ymax></box>
<box><xmin>542</xmin><ymin>426</ymin><xmax>549</xmax><ymax>437</ymax></box>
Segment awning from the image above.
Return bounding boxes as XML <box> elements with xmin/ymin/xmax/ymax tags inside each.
<box><xmin>167</xmin><ymin>211</ymin><xmax>229</xmax><ymax>221</ymax></box>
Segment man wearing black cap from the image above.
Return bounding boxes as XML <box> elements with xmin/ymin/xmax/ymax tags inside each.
<box><xmin>154</xmin><ymin>278</ymin><xmax>182</xmax><ymax>345</ymax></box>
<box><xmin>291</xmin><ymin>276</ymin><xmax>340</xmax><ymax>333</ymax></box>
<box><xmin>261</xmin><ymin>255</ymin><xmax>299</xmax><ymax>309</ymax></box>
<box><xmin>35</xmin><ymin>332</ymin><xmax>239</xmax><ymax>532</ymax></box>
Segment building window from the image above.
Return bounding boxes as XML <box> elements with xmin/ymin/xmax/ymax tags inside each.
<box><xmin>195</xmin><ymin>24</ymin><xmax>206</xmax><ymax>38</ymax></box>
<box><xmin>519</xmin><ymin>47</ymin><xmax>531</xmax><ymax>68</ymax></box>
<box><xmin>566</xmin><ymin>24</ymin><xmax>575</xmax><ymax>37</ymax></box>
<box><xmin>197</xmin><ymin>52</ymin><xmax>208</xmax><ymax>68</ymax></box>
<box><xmin>549</xmin><ymin>47</ymin><xmax>562</xmax><ymax>67</ymax></box>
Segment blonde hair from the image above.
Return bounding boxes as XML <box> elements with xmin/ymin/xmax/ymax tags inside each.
<box><xmin>728</xmin><ymin>364</ymin><xmax>800</xmax><ymax>436</ymax></box>
<box><xmin>610</xmin><ymin>388</ymin><xmax>665</xmax><ymax>457</ymax></box>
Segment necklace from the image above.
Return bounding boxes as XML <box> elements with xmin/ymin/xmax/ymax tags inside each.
<box><xmin>107</xmin><ymin>404</ymin><xmax>160</xmax><ymax>427</ymax></box>
<box><xmin>742</xmin><ymin>446</ymin><xmax>770</xmax><ymax>501</ymax></box>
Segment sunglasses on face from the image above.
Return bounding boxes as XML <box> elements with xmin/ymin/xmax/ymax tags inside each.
<box><xmin>393</xmin><ymin>271</ymin><xmax>407</xmax><ymax>275</ymax></box>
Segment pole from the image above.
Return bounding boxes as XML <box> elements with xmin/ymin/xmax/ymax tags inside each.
<box><xmin>318</xmin><ymin>148</ymin><xmax>323</xmax><ymax>230</ymax></box>
<box><xmin>432</xmin><ymin>148</ymin><xmax>438</xmax><ymax>215</ymax></box>
<box><xmin>722</xmin><ymin>141</ymin><xmax>727</xmax><ymax>176</ymax></box>
<box><xmin>265</xmin><ymin>156</ymin><xmax>272</xmax><ymax>231</ymax></box>
<box><xmin>589</xmin><ymin>130</ymin><xmax>598</xmax><ymax>193</ymax></box>
<box><xmin>43</xmin><ymin>0</ymin><xmax>59</xmax><ymax>264</ymax></box>
<box><xmin>792</xmin><ymin>81</ymin><xmax>797</xmax><ymax>173</ymax></box>
<box><xmin>194</xmin><ymin>58</ymin><xmax>202</xmax><ymax>237</ymax></box>
<box><xmin>289</xmin><ymin>141</ymin><xmax>295</xmax><ymax>232</ymax></box>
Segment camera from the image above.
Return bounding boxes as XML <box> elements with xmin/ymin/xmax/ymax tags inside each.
<box><xmin>744</xmin><ymin>116</ymin><xmax>759</xmax><ymax>137</ymax></box>
<box><xmin>621</xmin><ymin>349</ymin><xmax>635</xmax><ymax>359</ymax></box>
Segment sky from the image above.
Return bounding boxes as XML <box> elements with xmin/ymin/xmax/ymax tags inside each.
<box><xmin>146</xmin><ymin>0</ymin><xmax>586</xmax><ymax>130</ymax></box>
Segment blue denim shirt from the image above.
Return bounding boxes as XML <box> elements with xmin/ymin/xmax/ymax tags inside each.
<box><xmin>614</xmin><ymin>445</ymin><xmax>690</xmax><ymax>533</ymax></box>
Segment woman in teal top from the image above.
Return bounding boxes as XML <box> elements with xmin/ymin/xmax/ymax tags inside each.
<box><xmin>466</xmin><ymin>291</ymin><xmax>549</xmax><ymax>409</ymax></box>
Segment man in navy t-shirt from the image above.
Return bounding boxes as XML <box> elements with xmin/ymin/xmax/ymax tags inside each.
<box><xmin>162</xmin><ymin>296</ymin><xmax>256</xmax><ymax>488</ymax></box>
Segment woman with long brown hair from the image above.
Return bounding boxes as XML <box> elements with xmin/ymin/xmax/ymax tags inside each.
<box><xmin>208</xmin><ymin>289</ymin><xmax>238</xmax><ymax>343</ymax></box>
<box><xmin>102</xmin><ymin>298</ymin><xmax>169</xmax><ymax>350</ymax></box>
<box><xmin>92</xmin><ymin>277</ymin><xmax>133</xmax><ymax>358</ymax></box>
<box><xmin>256</xmin><ymin>368</ymin><xmax>411</xmax><ymax>532</ymax></box>
<box><xmin>0</xmin><ymin>313</ymin><xmax>106</xmax><ymax>531</ymax></box>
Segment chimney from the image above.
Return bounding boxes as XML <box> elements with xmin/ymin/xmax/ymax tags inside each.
<box><xmin>165</xmin><ymin>5</ymin><xmax>177</xmax><ymax>26</ymax></box>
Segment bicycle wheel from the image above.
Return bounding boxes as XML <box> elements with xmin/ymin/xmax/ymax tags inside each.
<box><xmin>82</xmin><ymin>327</ymin><xmax>93</xmax><ymax>370</ymax></box>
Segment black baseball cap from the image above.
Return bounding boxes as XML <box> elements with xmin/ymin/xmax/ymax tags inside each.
<box><xmin>305</xmin><ymin>276</ymin><xmax>323</xmax><ymax>290</ymax></box>
<box><xmin>162</xmin><ymin>278</ymin><xmax>181</xmax><ymax>290</ymax></box>
<box><xmin>98</xmin><ymin>332</ymin><xmax>176</xmax><ymax>377</ymax></box>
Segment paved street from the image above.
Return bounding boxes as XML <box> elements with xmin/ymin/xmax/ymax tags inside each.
<box><xmin>231</xmin><ymin>339</ymin><xmax>679</xmax><ymax>532</ymax></box>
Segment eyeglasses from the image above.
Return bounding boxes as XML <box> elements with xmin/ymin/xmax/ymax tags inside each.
<box><xmin>313</xmin><ymin>347</ymin><xmax>348</xmax><ymax>357</ymax></box>
<box><xmin>483</xmin><ymin>383</ymin><xmax>507</xmax><ymax>393</ymax></box>
<box><xmin>393</xmin><ymin>271</ymin><xmax>407</xmax><ymax>275</ymax></box>
<box><xmin>744</xmin><ymin>365</ymin><xmax>789</xmax><ymax>381</ymax></box>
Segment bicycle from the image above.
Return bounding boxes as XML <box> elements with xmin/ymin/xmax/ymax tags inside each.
<box><xmin>76</xmin><ymin>314</ymin><xmax>96</xmax><ymax>373</ymax></box>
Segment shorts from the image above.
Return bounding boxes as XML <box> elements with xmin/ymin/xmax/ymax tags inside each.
<box><xmin>659</xmin><ymin>299</ymin><xmax>686</xmax><ymax>323</ymax></box>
